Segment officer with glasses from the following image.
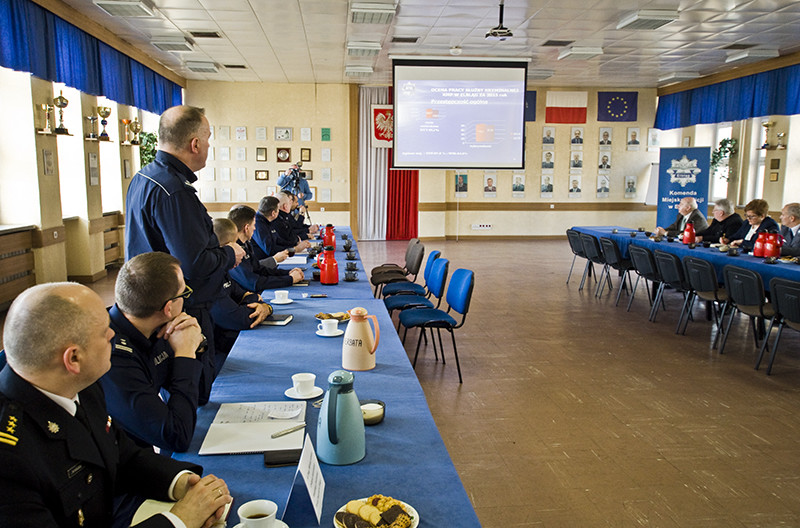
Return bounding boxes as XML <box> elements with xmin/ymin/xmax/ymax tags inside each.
<box><xmin>100</xmin><ymin>252</ymin><xmax>206</xmax><ymax>454</ymax></box>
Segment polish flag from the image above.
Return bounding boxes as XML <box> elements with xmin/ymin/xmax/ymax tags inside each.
<box><xmin>545</xmin><ymin>91</ymin><xmax>588</xmax><ymax>123</ymax></box>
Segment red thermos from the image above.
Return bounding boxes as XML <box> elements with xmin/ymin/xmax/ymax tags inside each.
<box><xmin>320</xmin><ymin>245</ymin><xmax>339</xmax><ymax>285</ymax></box>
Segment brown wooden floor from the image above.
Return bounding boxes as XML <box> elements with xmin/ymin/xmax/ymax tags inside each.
<box><xmin>4</xmin><ymin>239</ymin><xmax>800</xmax><ymax>527</ymax></box>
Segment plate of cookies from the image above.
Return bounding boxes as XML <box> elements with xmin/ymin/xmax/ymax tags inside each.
<box><xmin>334</xmin><ymin>495</ymin><xmax>418</xmax><ymax>528</ymax></box>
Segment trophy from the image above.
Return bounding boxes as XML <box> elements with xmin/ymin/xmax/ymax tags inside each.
<box><xmin>37</xmin><ymin>104</ymin><xmax>54</xmax><ymax>134</ymax></box>
<box><xmin>120</xmin><ymin>118</ymin><xmax>132</xmax><ymax>144</ymax></box>
<box><xmin>85</xmin><ymin>115</ymin><xmax>99</xmax><ymax>140</ymax></box>
<box><xmin>129</xmin><ymin>117</ymin><xmax>142</xmax><ymax>145</ymax></box>
<box><xmin>777</xmin><ymin>132</ymin><xmax>786</xmax><ymax>150</ymax></box>
<box><xmin>761</xmin><ymin>121</ymin><xmax>774</xmax><ymax>149</ymax></box>
<box><xmin>97</xmin><ymin>106</ymin><xmax>112</xmax><ymax>141</ymax></box>
<box><xmin>53</xmin><ymin>91</ymin><xmax>70</xmax><ymax>135</ymax></box>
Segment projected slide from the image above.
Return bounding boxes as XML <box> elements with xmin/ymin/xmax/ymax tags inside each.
<box><xmin>393</xmin><ymin>61</ymin><xmax>527</xmax><ymax>169</ymax></box>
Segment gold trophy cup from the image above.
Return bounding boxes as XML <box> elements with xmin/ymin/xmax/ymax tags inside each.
<box><xmin>53</xmin><ymin>91</ymin><xmax>70</xmax><ymax>135</ymax></box>
<box><xmin>97</xmin><ymin>107</ymin><xmax>112</xmax><ymax>141</ymax></box>
<box><xmin>120</xmin><ymin>118</ymin><xmax>132</xmax><ymax>144</ymax></box>
<box><xmin>85</xmin><ymin>115</ymin><xmax>99</xmax><ymax>140</ymax></box>
<box><xmin>129</xmin><ymin>118</ymin><xmax>142</xmax><ymax>145</ymax></box>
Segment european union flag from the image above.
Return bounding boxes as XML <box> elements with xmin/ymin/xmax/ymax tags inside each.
<box><xmin>597</xmin><ymin>92</ymin><xmax>638</xmax><ymax>121</ymax></box>
<box><xmin>525</xmin><ymin>91</ymin><xmax>536</xmax><ymax>122</ymax></box>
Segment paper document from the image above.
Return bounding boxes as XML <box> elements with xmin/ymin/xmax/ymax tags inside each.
<box><xmin>283</xmin><ymin>256</ymin><xmax>308</xmax><ymax>265</ymax></box>
<box><xmin>199</xmin><ymin>401</ymin><xmax>306</xmax><ymax>455</ymax></box>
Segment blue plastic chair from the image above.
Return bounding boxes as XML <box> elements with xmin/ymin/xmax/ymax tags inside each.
<box><xmin>381</xmin><ymin>250</ymin><xmax>441</xmax><ymax>298</ymax></box>
<box><xmin>398</xmin><ymin>268</ymin><xmax>474</xmax><ymax>383</ymax></box>
<box><xmin>384</xmin><ymin>258</ymin><xmax>449</xmax><ymax>320</ymax></box>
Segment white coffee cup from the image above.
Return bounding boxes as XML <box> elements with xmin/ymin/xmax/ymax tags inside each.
<box><xmin>274</xmin><ymin>290</ymin><xmax>289</xmax><ymax>302</ymax></box>
<box><xmin>292</xmin><ymin>372</ymin><xmax>316</xmax><ymax>397</ymax></box>
<box><xmin>238</xmin><ymin>499</ymin><xmax>277</xmax><ymax>528</ymax></box>
<box><xmin>317</xmin><ymin>319</ymin><xmax>339</xmax><ymax>335</ymax></box>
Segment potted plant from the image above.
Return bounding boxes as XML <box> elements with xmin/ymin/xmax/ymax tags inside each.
<box><xmin>139</xmin><ymin>131</ymin><xmax>158</xmax><ymax>166</ymax></box>
<box><xmin>710</xmin><ymin>138</ymin><xmax>737</xmax><ymax>179</ymax></box>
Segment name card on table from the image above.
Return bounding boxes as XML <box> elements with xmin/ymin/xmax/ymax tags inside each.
<box><xmin>282</xmin><ymin>434</ymin><xmax>325</xmax><ymax>525</ymax></box>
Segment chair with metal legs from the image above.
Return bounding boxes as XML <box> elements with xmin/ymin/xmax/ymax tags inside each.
<box><xmin>756</xmin><ymin>278</ymin><xmax>800</xmax><ymax>374</ymax></box>
<box><xmin>653</xmin><ymin>250</ymin><xmax>694</xmax><ymax>327</ymax></box>
<box><xmin>579</xmin><ymin>233</ymin><xmax>611</xmax><ymax>297</ymax></box>
<box><xmin>381</xmin><ymin>250</ymin><xmax>441</xmax><ymax>298</ymax></box>
<box><xmin>681</xmin><ymin>256</ymin><xmax>729</xmax><ymax>348</ymax></box>
<box><xmin>627</xmin><ymin>245</ymin><xmax>663</xmax><ymax>319</ymax></box>
<box><xmin>720</xmin><ymin>265</ymin><xmax>774</xmax><ymax>355</ymax></box>
<box><xmin>398</xmin><ymin>269</ymin><xmax>474</xmax><ymax>383</ymax></box>
<box><xmin>599</xmin><ymin>237</ymin><xmax>634</xmax><ymax>306</ymax></box>
<box><xmin>566</xmin><ymin>229</ymin><xmax>591</xmax><ymax>287</ymax></box>
<box><xmin>371</xmin><ymin>242</ymin><xmax>425</xmax><ymax>296</ymax></box>
<box><xmin>385</xmin><ymin>257</ymin><xmax>449</xmax><ymax>321</ymax></box>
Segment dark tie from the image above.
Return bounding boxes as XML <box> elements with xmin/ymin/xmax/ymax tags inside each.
<box><xmin>786</xmin><ymin>229</ymin><xmax>794</xmax><ymax>245</ymax></box>
<box><xmin>74</xmin><ymin>402</ymin><xmax>92</xmax><ymax>430</ymax></box>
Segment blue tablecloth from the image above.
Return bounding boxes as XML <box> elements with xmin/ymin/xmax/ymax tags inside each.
<box><xmin>573</xmin><ymin>225</ymin><xmax>800</xmax><ymax>290</ymax></box>
<box><xmin>275</xmin><ymin>227</ymin><xmax>375</xmax><ymax>299</ymax></box>
<box><xmin>175</xmin><ymin>236</ymin><xmax>479</xmax><ymax>527</ymax></box>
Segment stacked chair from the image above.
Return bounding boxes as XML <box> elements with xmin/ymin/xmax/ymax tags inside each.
<box><xmin>381</xmin><ymin>251</ymin><xmax>441</xmax><ymax>299</ymax></box>
<box><xmin>370</xmin><ymin>240</ymin><xmax>425</xmax><ymax>296</ymax></box>
<box><xmin>384</xmin><ymin>257</ymin><xmax>449</xmax><ymax>323</ymax></box>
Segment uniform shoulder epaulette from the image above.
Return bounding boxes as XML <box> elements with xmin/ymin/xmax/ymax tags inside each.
<box><xmin>0</xmin><ymin>399</ymin><xmax>22</xmax><ymax>447</ymax></box>
<box><xmin>114</xmin><ymin>337</ymin><xmax>134</xmax><ymax>354</ymax></box>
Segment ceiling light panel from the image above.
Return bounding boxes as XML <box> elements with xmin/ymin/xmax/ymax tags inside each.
<box><xmin>617</xmin><ymin>10</ymin><xmax>679</xmax><ymax>30</ymax></box>
<box><xmin>558</xmin><ymin>46</ymin><xmax>604</xmax><ymax>60</ymax></box>
<box><xmin>347</xmin><ymin>42</ymin><xmax>383</xmax><ymax>56</ymax></box>
<box><xmin>93</xmin><ymin>0</ymin><xmax>154</xmax><ymax>17</ymax></box>
<box><xmin>185</xmin><ymin>61</ymin><xmax>218</xmax><ymax>73</ymax></box>
<box><xmin>351</xmin><ymin>3</ymin><xmax>396</xmax><ymax>24</ymax></box>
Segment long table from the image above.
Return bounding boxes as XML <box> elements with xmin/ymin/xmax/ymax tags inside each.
<box><xmin>573</xmin><ymin>225</ymin><xmax>800</xmax><ymax>289</ymax></box>
<box><xmin>174</xmin><ymin>230</ymin><xmax>480</xmax><ymax>527</ymax></box>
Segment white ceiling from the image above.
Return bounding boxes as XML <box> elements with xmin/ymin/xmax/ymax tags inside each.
<box><xmin>59</xmin><ymin>0</ymin><xmax>800</xmax><ymax>87</ymax></box>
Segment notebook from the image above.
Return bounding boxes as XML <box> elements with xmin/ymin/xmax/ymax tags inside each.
<box><xmin>199</xmin><ymin>401</ymin><xmax>306</xmax><ymax>455</ymax></box>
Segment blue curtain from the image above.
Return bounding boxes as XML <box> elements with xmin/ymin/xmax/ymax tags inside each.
<box><xmin>0</xmin><ymin>0</ymin><xmax>181</xmax><ymax>114</ymax></box>
<box><xmin>655</xmin><ymin>62</ymin><xmax>800</xmax><ymax>130</ymax></box>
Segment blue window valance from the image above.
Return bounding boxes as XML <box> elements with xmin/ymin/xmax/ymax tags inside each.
<box><xmin>655</xmin><ymin>62</ymin><xmax>800</xmax><ymax>130</ymax></box>
<box><xmin>0</xmin><ymin>0</ymin><xmax>181</xmax><ymax>114</ymax></box>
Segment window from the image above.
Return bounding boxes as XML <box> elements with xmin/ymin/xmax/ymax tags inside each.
<box><xmin>710</xmin><ymin>122</ymin><xmax>732</xmax><ymax>201</ymax></box>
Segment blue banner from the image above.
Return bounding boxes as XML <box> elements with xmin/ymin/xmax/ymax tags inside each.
<box><xmin>657</xmin><ymin>147</ymin><xmax>711</xmax><ymax>229</ymax></box>
<box><xmin>525</xmin><ymin>90</ymin><xmax>536</xmax><ymax>122</ymax></box>
<box><xmin>597</xmin><ymin>91</ymin><xmax>638</xmax><ymax>121</ymax></box>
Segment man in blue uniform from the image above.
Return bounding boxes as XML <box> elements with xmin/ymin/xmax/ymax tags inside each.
<box><xmin>0</xmin><ymin>282</ymin><xmax>231</xmax><ymax>528</ymax></box>
<box><xmin>124</xmin><ymin>105</ymin><xmax>245</xmax><ymax>404</ymax></box>
<box><xmin>100</xmin><ymin>252</ymin><xmax>204</xmax><ymax>454</ymax></box>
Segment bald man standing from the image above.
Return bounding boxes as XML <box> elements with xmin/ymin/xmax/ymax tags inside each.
<box><xmin>125</xmin><ymin>106</ymin><xmax>246</xmax><ymax>404</ymax></box>
<box><xmin>0</xmin><ymin>283</ymin><xmax>231</xmax><ymax>528</ymax></box>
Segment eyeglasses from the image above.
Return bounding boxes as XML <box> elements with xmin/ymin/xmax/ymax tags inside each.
<box><xmin>162</xmin><ymin>285</ymin><xmax>192</xmax><ymax>308</ymax></box>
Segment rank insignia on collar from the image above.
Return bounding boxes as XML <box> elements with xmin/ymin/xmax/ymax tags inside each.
<box><xmin>47</xmin><ymin>421</ymin><xmax>60</xmax><ymax>434</ymax></box>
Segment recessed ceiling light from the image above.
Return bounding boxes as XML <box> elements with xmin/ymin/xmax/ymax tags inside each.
<box><xmin>347</xmin><ymin>42</ymin><xmax>382</xmax><ymax>56</ymax></box>
<box><xmin>345</xmin><ymin>65</ymin><xmax>374</xmax><ymax>77</ymax></box>
<box><xmin>185</xmin><ymin>61</ymin><xmax>218</xmax><ymax>73</ymax></box>
<box><xmin>617</xmin><ymin>10</ymin><xmax>679</xmax><ymax>30</ymax></box>
<box><xmin>558</xmin><ymin>46</ymin><xmax>603</xmax><ymax>60</ymax></box>
<box><xmin>351</xmin><ymin>3</ymin><xmax>396</xmax><ymax>24</ymax></box>
<box><xmin>93</xmin><ymin>0</ymin><xmax>154</xmax><ymax>17</ymax></box>
<box><xmin>725</xmin><ymin>49</ymin><xmax>779</xmax><ymax>64</ymax></box>
<box><xmin>151</xmin><ymin>38</ymin><xmax>193</xmax><ymax>52</ymax></box>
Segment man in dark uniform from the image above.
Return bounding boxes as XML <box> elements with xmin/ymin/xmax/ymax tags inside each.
<box><xmin>124</xmin><ymin>105</ymin><xmax>245</xmax><ymax>405</ymax></box>
<box><xmin>0</xmin><ymin>282</ymin><xmax>231</xmax><ymax>528</ymax></box>
<box><xmin>100</xmin><ymin>252</ymin><xmax>204</xmax><ymax>454</ymax></box>
<box><xmin>274</xmin><ymin>192</ymin><xmax>312</xmax><ymax>253</ymax></box>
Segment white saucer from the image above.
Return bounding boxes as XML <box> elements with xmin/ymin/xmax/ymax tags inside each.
<box><xmin>233</xmin><ymin>521</ymin><xmax>288</xmax><ymax>528</ymax></box>
<box><xmin>316</xmin><ymin>329</ymin><xmax>344</xmax><ymax>337</ymax></box>
<box><xmin>285</xmin><ymin>386</ymin><xmax>324</xmax><ymax>399</ymax></box>
<box><xmin>270</xmin><ymin>298</ymin><xmax>293</xmax><ymax>305</ymax></box>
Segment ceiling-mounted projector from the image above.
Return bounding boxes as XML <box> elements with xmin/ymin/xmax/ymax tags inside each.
<box><xmin>485</xmin><ymin>1</ymin><xmax>512</xmax><ymax>41</ymax></box>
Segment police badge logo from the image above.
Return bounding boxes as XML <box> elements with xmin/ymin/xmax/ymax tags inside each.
<box><xmin>667</xmin><ymin>155</ymin><xmax>701</xmax><ymax>187</ymax></box>
<box><xmin>47</xmin><ymin>421</ymin><xmax>60</xmax><ymax>434</ymax></box>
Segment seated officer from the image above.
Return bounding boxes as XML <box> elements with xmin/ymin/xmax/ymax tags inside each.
<box><xmin>100</xmin><ymin>252</ymin><xmax>204</xmax><ymax>453</ymax></box>
<box><xmin>211</xmin><ymin>218</ymin><xmax>274</xmax><ymax>358</ymax></box>
<box><xmin>274</xmin><ymin>192</ymin><xmax>312</xmax><ymax>253</ymax></box>
<box><xmin>224</xmin><ymin>206</ymin><xmax>305</xmax><ymax>293</ymax></box>
<box><xmin>0</xmin><ymin>282</ymin><xmax>231</xmax><ymax>528</ymax></box>
<box><xmin>251</xmin><ymin>196</ymin><xmax>291</xmax><ymax>264</ymax></box>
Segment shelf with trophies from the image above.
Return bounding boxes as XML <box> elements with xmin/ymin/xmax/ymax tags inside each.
<box><xmin>37</xmin><ymin>91</ymin><xmax>73</xmax><ymax>136</ymax></box>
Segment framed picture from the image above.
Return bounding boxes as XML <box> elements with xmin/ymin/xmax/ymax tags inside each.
<box><xmin>276</xmin><ymin>148</ymin><xmax>291</xmax><ymax>163</ymax></box>
<box><xmin>256</xmin><ymin>147</ymin><xmax>267</xmax><ymax>162</ymax></box>
<box><xmin>301</xmin><ymin>148</ymin><xmax>311</xmax><ymax>162</ymax></box>
<box><xmin>770</xmin><ymin>172</ymin><xmax>779</xmax><ymax>182</ymax></box>
<box><xmin>255</xmin><ymin>170</ymin><xmax>269</xmax><ymax>181</ymax></box>
<box><xmin>275</xmin><ymin>127</ymin><xmax>292</xmax><ymax>141</ymax></box>
<box><xmin>123</xmin><ymin>159</ymin><xmax>131</xmax><ymax>179</ymax></box>
<box><xmin>770</xmin><ymin>159</ymin><xmax>780</xmax><ymax>170</ymax></box>
<box><xmin>300</xmin><ymin>169</ymin><xmax>313</xmax><ymax>181</ymax></box>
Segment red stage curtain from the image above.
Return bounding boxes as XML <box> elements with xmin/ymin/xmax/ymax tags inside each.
<box><xmin>386</xmin><ymin>161</ymin><xmax>418</xmax><ymax>240</ymax></box>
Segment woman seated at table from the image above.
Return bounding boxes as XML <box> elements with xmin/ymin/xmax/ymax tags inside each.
<box><xmin>725</xmin><ymin>199</ymin><xmax>779</xmax><ymax>250</ymax></box>
<box><xmin>695</xmin><ymin>198</ymin><xmax>743</xmax><ymax>242</ymax></box>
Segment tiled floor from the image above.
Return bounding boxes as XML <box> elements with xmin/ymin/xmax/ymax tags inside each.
<box><xmin>4</xmin><ymin>239</ymin><xmax>800</xmax><ymax>527</ymax></box>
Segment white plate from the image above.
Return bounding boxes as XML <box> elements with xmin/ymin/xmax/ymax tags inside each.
<box><xmin>285</xmin><ymin>386</ymin><xmax>323</xmax><ymax>400</ymax></box>
<box><xmin>316</xmin><ymin>329</ymin><xmax>344</xmax><ymax>337</ymax></box>
<box><xmin>270</xmin><ymin>298</ymin><xmax>293</xmax><ymax>305</ymax></box>
<box><xmin>233</xmin><ymin>521</ymin><xmax>288</xmax><ymax>528</ymax></box>
<box><xmin>333</xmin><ymin>498</ymin><xmax>419</xmax><ymax>528</ymax></box>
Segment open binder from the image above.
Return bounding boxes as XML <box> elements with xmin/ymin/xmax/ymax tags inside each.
<box><xmin>199</xmin><ymin>401</ymin><xmax>306</xmax><ymax>455</ymax></box>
